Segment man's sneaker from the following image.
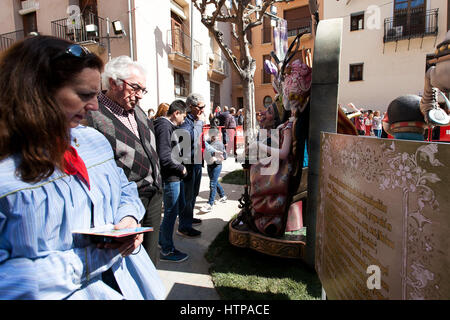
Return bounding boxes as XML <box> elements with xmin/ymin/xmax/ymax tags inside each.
<box><xmin>192</xmin><ymin>218</ymin><xmax>202</xmax><ymax>226</ymax></box>
<box><xmin>218</xmin><ymin>196</ymin><xmax>227</xmax><ymax>203</ymax></box>
<box><xmin>200</xmin><ymin>203</ymin><xmax>212</xmax><ymax>213</ymax></box>
<box><xmin>160</xmin><ymin>248</ymin><xmax>189</xmax><ymax>263</ymax></box>
<box><xmin>177</xmin><ymin>227</ymin><xmax>201</xmax><ymax>238</ymax></box>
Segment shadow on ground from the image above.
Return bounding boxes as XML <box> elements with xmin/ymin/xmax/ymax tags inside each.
<box><xmin>157</xmin><ymin>217</ymin><xmax>230</xmax><ymax>276</ymax></box>
<box><xmin>165</xmin><ymin>282</ymin><xmax>220</xmax><ymax>300</ymax></box>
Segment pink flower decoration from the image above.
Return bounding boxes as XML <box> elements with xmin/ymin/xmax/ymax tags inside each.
<box><xmin>282</xmin><ymin>59</ymin><xmax>312</xmax><ymax>101</ymax></box>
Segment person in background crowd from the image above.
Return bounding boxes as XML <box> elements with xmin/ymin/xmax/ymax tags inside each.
<box><xmin>154</xmin><ymin>100</ymin><xmax>189</xmax><ymax>262</ymax></box>
<box><xmin>177</xmin><ymin>93</ymin><xmax>206</xmax><ymax>238</ymax></box>
<box><xmin>86</xmin><ymin>56</ymin><xmax>163</xmax><ymax>266</ymax></box>
<box><xmin>155</xmin><ymin>102</ymin><xmax>169</xmax><ymax>119</ymax></box>
<box><xmin>256</xmin><ymin>112</ymin><xmax>262</xmax><ymax>129</ymax></box>
<box><xmin>210</xmin><ymin>106</ymin><xmax>221</xmax><ymax>127</ymax></box>
<box><xmin>216</xmin><ymin>106</ymin><xmax>232</xmax><ymax>151</ymax></box>
<box><xmin>147</xmin><ymin>108</ymin><xmax>155</xmax><ymax>120</ymax></box>
<box><xmin>217</xmin><ymin>106</ymin><xmax>229</xmax><ymax>127</ymax></box>
<box><xmin>223</xmin><ymin>106</ymin><xmax>236</xmax><ymax>154</ymax></box>
<box><xmin>372</xmin><ymin>110</ymin><xmax>382</xmax><ymax>138</ymax></box>
<box><xmin>365</xmin><ymin>111</ymin><xmax>374</xmax><ymax>136</ymax></box>
<box><xmin>200</xmin><ymin>129</ymin><xmax>227</xmax><ymax>213</ymax></box>
<box><xmin>230</xmin><ymin>107</ymin><xmax>236</xmax><ymax>120</ymax></box>
<box><xmin>236</xmin><ymin>109</ymin><xmax>244</xmax><ymax>126</ymax></box>
<box><xmin>355</xmin><ymin>110</ymin><xmax>366</xmax><ymax>135</ymax></box>
<box><xmin>214</xmin><ymin>106</ymin><xmax>221</xmax><ymax>118</ymax></box>
<box><xmin>0</xmin><ymin>36</ymin><xmax>165</xmax><ymax>299</ymax></box>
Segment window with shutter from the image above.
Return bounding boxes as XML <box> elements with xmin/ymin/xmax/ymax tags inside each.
<box><xmin>283</xmin><ymin>6</ymin><xmax>311</xmax><ymax>37</ymax></box>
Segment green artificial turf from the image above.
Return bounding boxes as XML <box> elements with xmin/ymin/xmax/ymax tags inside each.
<box><xmin>205</xmin><ymin>223</ymin><xmax>322</xmax><ymax>300</ymax></box>
<box><xmin>220</xmin><ymin>169</ymin><xmax>246</xmax><ymax>185</ymax></box>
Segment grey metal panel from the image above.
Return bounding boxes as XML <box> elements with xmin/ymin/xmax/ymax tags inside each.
<box><xmin>305</xmin><ymin>18</ymin><xmax>343</xmax><ymax>269</ymax></box>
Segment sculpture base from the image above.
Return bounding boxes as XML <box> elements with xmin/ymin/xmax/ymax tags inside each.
<box><xmin>228</xmin><ymin>218</ymin><xmax>306</xmax><ymax>260</ymax></box>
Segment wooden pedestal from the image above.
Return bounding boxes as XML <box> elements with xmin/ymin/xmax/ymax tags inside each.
<box><xmin>228</xmin><ymin>218</ymin><xmax>306</xmax><ymax>260</ymax></box>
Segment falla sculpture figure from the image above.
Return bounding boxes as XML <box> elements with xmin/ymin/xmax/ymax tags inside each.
<box><xmin>420</xmin><ymin>30</ymin><xmax>450</xmax><ymax>126</ymax></box>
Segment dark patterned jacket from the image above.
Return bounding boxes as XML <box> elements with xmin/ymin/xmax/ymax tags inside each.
<box><xmin>86</xmin><ymin>100</ymin><xmax>162</xmax><ymax>198</ymax></box>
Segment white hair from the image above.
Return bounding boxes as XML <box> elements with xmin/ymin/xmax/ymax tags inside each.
<box><xmin>102</xmin><ymin>55</ymin><xmax>147</xmax><ymax>90</ymax></box>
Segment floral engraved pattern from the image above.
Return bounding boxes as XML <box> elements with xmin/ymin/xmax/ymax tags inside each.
<box><xmin>319</xmin><ymin>134</ymin><xmax>443</xmax><ymax>299</ymax></box>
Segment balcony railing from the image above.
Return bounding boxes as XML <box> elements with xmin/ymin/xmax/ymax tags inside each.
<box><xmin>0</xmin><ymin>30</ymin><xmax>24</xmax><ymax>52</ymax></box>
<box><xmin>208</xmin><ymin>52</ymin><xmax>230</xmax><ymax>77</ymax></box>
<box><xmin>168</xmin><ymin>28</ymin><xmax>202</xmax><ymax>64</ymax></box>
<box><xmin>51</xmin><ymin>11</ymin><xmax>107</xmax><ymax>45</ymax></box>
<box><xmin>287</xmin><ymin>17</ymin><xmax>312</xmax><ymax>37</ymax></box>
<box><xmin>384</xmin><ymin>8</ymin><xmax>438</xmax><ymax>43</ymax></box>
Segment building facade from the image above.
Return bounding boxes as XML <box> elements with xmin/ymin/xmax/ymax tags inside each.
<box><xmin>0</xmin><ymin>0</ymin><xmax>233</xmax><ymax>117</ymax></box>
<box><xmin>324</xmin><ymin>0</ymin><xmax>448</xmax><ymax>112</ymax></box>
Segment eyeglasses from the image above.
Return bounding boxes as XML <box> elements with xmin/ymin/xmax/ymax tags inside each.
<box><xmin>119</xmin><ymin>79</ymin><xmax>148</xmax><ymax>95</ymax></box>
<box><xmin>194</xmin><ymin>104</ymin><xmax>205</xmax><ymax>110</ymax></box>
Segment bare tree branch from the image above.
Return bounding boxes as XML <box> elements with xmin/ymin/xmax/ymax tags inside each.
<box><xmin>210</xmin><ymin>0</ymin><xmax>227</xmax><ymax>24</ymax></box>
<box><xmin>192</xmin><ymin>0</ymin><xmax>299</xmax><ymax>135</ymax></box>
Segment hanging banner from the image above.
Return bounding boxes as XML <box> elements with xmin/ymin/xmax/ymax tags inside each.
<box><xmin>316</xmin><ymin>133</ymin><xmax>450</xmax><ymax>300</ymax></box>
<box><xmin>273</xmin><ymin>18</ymin><xmax>288</xmax><ymax>62</ymax></box>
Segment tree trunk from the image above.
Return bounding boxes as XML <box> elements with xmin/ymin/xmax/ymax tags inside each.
<box><xmin>243</xmin><ymin>77</ymin><xmax>256</xmax><ymax>138</ymax></box>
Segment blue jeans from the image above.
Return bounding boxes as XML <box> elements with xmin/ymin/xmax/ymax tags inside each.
<box><xmin>179</xmin><ymin>164</ymin><xmax>202</xmax><ymax>230</ymax></box>
<box><xmin>373</xmin><ymin>129</ymin><xmax>382</xmax><ymax>138</ymax></box>
<box><xmin>159</xmin><ymin>180</ymin><xmax>185</xmax><ymax>252</ymax></box>
<box><xmin>207</xmin><ymin>164</ymin><xmax>225</xmax><ymax>205</ymax></box>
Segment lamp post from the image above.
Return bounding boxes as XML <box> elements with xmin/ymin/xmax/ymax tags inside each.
<box><xmin>86</xmin><ymin>17</ymin><xmax>126</xmax><ymax>61</ymax></box>
<box><xmin>104</xmin><ymin>18</ymin><xmax>126</xmax><ymax>61</ymax></box>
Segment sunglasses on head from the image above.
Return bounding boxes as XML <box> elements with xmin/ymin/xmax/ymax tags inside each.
<box><xmin>53</xmin><ymin>44</ymin><xmax>91</xmax><ymax>61</ymax></box>
<box><xmin>66</xmin><ymin>44</ymin><xmax>91</xmax><ymax>57</ymax></box>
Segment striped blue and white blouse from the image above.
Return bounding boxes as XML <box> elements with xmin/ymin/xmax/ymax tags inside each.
<box><xmin>0</xmin><ymin>125</ymin><xmax>166</xmax><ymax>300</ymax></box>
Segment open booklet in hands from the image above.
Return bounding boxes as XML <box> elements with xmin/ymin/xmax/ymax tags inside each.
<box><xmin>72</xmin><ymin>224</ymin><xmax>153</xmax><ymax>243</ymax></box>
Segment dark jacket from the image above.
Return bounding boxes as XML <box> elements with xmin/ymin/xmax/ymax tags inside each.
<box><xmin>218</xmin><ymin>111</ymin><xmax>236</xmax><ymax>129</ymax></box>
<box><xmin>178</xmin><ymin>113</ymin><xmax>204</xmax><ymax>166</ymax></box>
<box><xmin>225</xmin><ymin>113</ymin><xmax>236</xmax><ymax>128</ymax></box>
<box><xmin>154</xmin><ymin>117</ymin><xmax>186</xmax><ymax>182</ymax></box>
<box><xmin>235</xmin><ymin>114</ymin><xmax>244</xmax><ymax>126</ymax></box>
<box><xmin>217</xmin><ymin>111</ymin><xmax>229</xmax><ymax>126</ymax></box>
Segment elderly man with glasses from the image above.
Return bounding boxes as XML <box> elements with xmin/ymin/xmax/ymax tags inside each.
<box><xmin>86</xmin><ymin>56</ymin><xmax>162</xmax><ymax>266</ymax></box>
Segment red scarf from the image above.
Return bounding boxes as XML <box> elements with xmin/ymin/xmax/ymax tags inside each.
<box><xmin>64</xmin><ymin>146</ymin><xmax>90</xmax><ymax>190</ymax></box>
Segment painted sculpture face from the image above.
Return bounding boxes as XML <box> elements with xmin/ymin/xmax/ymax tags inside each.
<box><xmin>259</xmin><ymin>104</ymin><xmax>276</xmax><ymax>129</ymax></box>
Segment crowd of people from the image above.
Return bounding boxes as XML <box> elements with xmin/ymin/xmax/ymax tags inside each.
<box><xmin>350</xmin><ymin>107</ymin><xmax>386</xmax><ymax>138</ymax></box>
<box><xmin>0</xmin><ymin>36</ymin><xmax>166</xmax><ymax>299</ymax></box>
<box><xmin>0</xmin><ymin>36</ymin><xmax>234</xmax><ymax>299</ymax></box>
<box><xmin>339</xmin><ymin>103</ymin><xmax>387</xmax><ymax>138</ymax></box>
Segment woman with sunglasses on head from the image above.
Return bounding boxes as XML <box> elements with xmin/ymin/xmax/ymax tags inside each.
<box><xmin>0</xmin><ymin>36</ymin><xmax>165</xmax><ymax>299</ymax></box>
